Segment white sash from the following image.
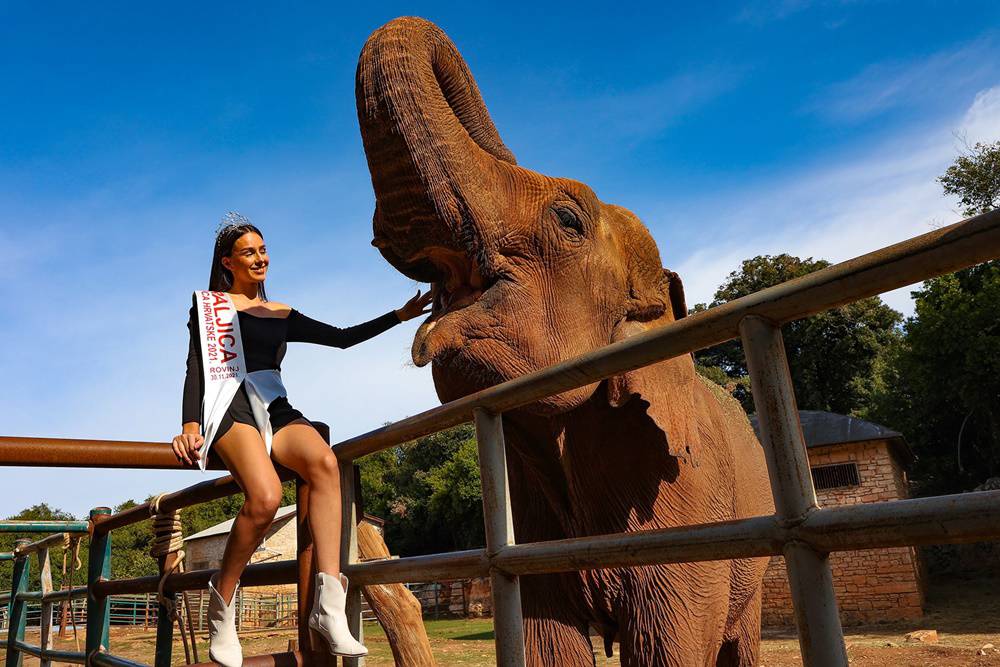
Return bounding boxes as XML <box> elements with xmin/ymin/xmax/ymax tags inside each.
<box><xmin>194</xmin><ymin>291</ymin><xmax>288</xmax><ymax>471</ymax></box>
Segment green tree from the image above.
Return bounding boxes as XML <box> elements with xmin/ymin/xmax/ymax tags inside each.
<box><xmin>870</xmin><ymin>139</ymin><xmax>1000</xmax><ymax>494</ymax></box>
<box><xmin>870</xmin><ymin>264</ymin><xmax>1000</xmax><ymax>494</ymax></box>
<box><xmin>109</xmin><ymin>500</ymin><xmax>157</xmax><ymax>580</ymax></box>
<box><xmin>358</xmin><ymin>424</ymin><xmax>484</xmax><ymax>556</ymax></box>
<box><xmin>938</xmin><ymin>140</ymin><xmax>1000</xmax><ymax>217</ymax></box>
<box><xmin>694</xmin><ymin>254</ymin><xmax>902</xmax><ymax>415</ymax></box>
<box><xmin>0</xmin><ymin>504</ymin><xmax>85</xmax><ymax>592</ymax></box>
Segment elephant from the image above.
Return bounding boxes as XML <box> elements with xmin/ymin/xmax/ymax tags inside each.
<box><xmin>355</xmin><ymin>17</ymin><xmax>774</xmax><ymax>666</ymax></box>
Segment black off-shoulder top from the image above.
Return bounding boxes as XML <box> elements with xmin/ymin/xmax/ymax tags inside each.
<box><xmin>182</xmin><ymin>305</ymin><xmax>401</xmax><ymax>425</ymax></box>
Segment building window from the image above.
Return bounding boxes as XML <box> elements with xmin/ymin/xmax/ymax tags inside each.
<box><xmin>812</xmin><ymin>462</ymin><xmax>860</xmax><ymax>490</ymax></box>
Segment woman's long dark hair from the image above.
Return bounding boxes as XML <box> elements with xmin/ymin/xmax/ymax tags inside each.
<box><xmin>209</xmin><ymin>214</ymin><xmax>268</xmax><ymax>301</ymax></box>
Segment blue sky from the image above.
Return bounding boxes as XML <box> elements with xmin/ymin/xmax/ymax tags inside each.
<box><xmin>2</xmin><ymin>1</ymin><xmax>999</xmax><ymax>518</ymax></box>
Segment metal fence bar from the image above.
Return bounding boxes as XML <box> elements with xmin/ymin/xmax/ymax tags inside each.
<box><xmin>4</xmin><ymin>539</ymin><xmax>30</xmax><ymax>667</ymax></box>
<box><xmin>152</xmin><ymin>567</ymin><xmax>175</xmax><ymax>667</ymax></box>
<box><xmin>94</xmin><ymin>466</ymin><xmax>296</xmax><ymax>536</ymax></box>
<box><xmin>84</xmin><ymin>486</ymin><xmax>1000</xmax><ymax>598</ymax></box>
<box><xmin>340</xmin><ymin>464</ymin><xmax>363</xmax><ymax>667</ymax></box>
<box><xmin>741</xmin><ymin>315</ymin><xmax>847</xmax><ymax>666</ymax></box>
<box><xmin>474</xmin><ymin>408</ymin><xmax>526</xmax><ymax>667</ymax></box>
<box><xmin>294</xmin><ymin>476</ymin><xmax>319</xmax><ymax>661</ymax></box>
<box><xmin>89</xmin><ymin>653</ymin><xmax>149</xmax><ymax>667</ymax></box>
<box><xmin>85</xmin><ymin>507</ymin><xmax>112</xmax><ymax>662</ymax></box>
<box><xmin>0</xmin><ymin>522</ymin><xmax>89</xmax><ymax>534</ymax></box>
<box><xmin>42</xmin><ymin>586</ymin><xmax>87</xmax><ymax>604</ymax></box>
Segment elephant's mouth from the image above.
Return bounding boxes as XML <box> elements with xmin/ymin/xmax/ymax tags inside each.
<box><xmin>411</xmin><ymin>246</ymin><xmax>502</xmax><ymax>367</ymax></box>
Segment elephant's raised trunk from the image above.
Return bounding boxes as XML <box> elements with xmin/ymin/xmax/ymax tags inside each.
<box><xmin>356</xmin><ymin>17</ymin><xmax>515</xmax><ymax>282</ymax></box>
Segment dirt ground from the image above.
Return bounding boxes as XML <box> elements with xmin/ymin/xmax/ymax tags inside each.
<box><xmin>5</xmin><ymin>576</ymin><xmax>998</xmax><ymax>665</ymax></box>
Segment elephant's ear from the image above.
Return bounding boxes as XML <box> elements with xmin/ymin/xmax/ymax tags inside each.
<box><xmin>606</xmin><ymin>273</ymin><xmax>700</xmax><ymax>467</ymax></box>
<box><xmin>663</xmin><ymin>269</ymin><xmax>687</xmax><ymax>322</ymax></box>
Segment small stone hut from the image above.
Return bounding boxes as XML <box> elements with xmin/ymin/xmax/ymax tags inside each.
<box><xmin>750</xmin><ymin>410</ymin><xmax>924</xmax><ymax>625</ymax></box>
<box><xmin>185</xmin><ymin>505</ymin><xmax>385</xmax><ymax>594</ymax></box>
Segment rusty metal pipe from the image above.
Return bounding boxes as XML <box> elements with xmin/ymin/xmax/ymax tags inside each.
<box><xmin>0</xmin><ymin>436</ymin><xmax>214</xmax><ymax>469</ymax></box>
<box><xmin>190</xmin><ymin>652</ymin><xmax>304</xmax><ymax>667</ymax></box>
<box><xmin>92</xmin><ymin>560</ymin><xmax>297</xmax><ymax>598</ymax></box>
<box><xmin>14</xmin><ymin>532</ymin><xmax>71</xmax><ymax>556</ymax></box>
<box><xmin>93</xmin><ymin>466</ymin><xmax>297</xmax><ymax>535</ymax></box>
<box><xmin>90</xmin><ymin>652</ymin><xmax>149</xmax><ymax>667</ymax></box>
<box><xmin>0</xmin><ymin>521</ymin><xmax>88</xmax><ymax>533</ymax></box>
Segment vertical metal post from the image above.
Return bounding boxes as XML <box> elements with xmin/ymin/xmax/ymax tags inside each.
<box><xmin>740</xmin><ymin>315</ymin><xmax>848</xmax><ymax>667</ymax></box>
<box><xmin>299</xmin><ymin>423</ymin><xmax>338</xmax><ymax>665</ymax></box>
<box><xmin>85</xmin><ymin>508</ymin><xmax>112</xmax><ymax>663</ymax></box>
<box><xmin>473</xmin><ymin>408</ymin><xmax>526</xmax><ymax>667</ymax></box>
<box><xmin>296</xmin><ymin>474</ymin><xmax>316</xmax><ymax>658</ymax></box>
<box><xmin>37</xmin><ymin>546</ymin><xmax>53</xmax><ymax>667</ymax></box>
<box><xmin>153</xmin><ymin>555</ymin><xmax>179</xmax><ymax>667</ymax></box>
<box><xmin>339</xmin><ymin>463</ymin><xmax>364</xmax><ymax>667</ymax></box>
<box><xmin>4</xmin><ymin>539</ymin><xmax>31</xmax><ymax>667</ymax></box>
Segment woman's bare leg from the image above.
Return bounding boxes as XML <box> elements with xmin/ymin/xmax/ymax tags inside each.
<box><xmin>271</xmin><ymin>419</ymin><xmax>343</xmax><ymax>574</ymax></box>
<box><xmin>211</xmin><ymin>422</ymin><xmax>283</xmax><ymax>603</ymax></box>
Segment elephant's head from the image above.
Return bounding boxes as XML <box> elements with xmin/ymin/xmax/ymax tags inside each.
<box><xmin>357</xmin><ymin>17</ymin><xmax>698</xmax><ymax>461</ymax></box>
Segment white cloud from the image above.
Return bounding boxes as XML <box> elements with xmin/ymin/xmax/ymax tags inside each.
<box><xmin>806</xmin><ymin>37</ymin><xmax>999</xmax><ymax>123</ymax></box>
<box><xmin>666</xmin><ymin>85</ymin><xmax>1000</xmax><ymax>316</ymax></box>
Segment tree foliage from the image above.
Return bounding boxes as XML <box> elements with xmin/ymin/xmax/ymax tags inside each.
<box><xmin>0</xmin><ymin>504</ymin><xmax>88</xmax><ymax>592</ymax></box>
<box><xmin>870</xmin><ymin>138</ymin><xmax>1000</xmax><ymax>494</ymax></box>
<box><xmin>869</xmin><ymin>263</ymin><xmax>1000</xmax><ymax>494</ymax></box>
<box><xmin>359</xmin><ymin>424</ymin><xmax>483</xmax><ymax>556</ymax></box>
<box><xmin>938</xmin><ymin>140</ymin><xmax>1000</xmax><ymax>217</ymax></box>
<box><xmin>694</xmin><ymin>254</ymin><xmax>902</xmax><ymax>415</ymax></box>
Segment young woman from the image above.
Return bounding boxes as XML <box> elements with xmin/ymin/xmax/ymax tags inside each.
<box><xmin>173</xmin><ymin>214</ymin><xmax>430</xmax><ymax>664</ymax></box>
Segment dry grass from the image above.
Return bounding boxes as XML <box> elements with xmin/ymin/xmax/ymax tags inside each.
<box><xmin>4</xmin><ymin>576</ymin><xmax>998</xmax><ymax>665</ymax></box>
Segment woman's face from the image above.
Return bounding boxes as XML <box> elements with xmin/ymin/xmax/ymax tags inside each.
<box><xmin>222</xmin><ymin>231</ymin><xmax>269</xmax><ymax>286</ymax></box>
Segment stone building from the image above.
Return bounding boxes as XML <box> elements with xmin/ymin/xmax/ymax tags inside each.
<box><xmin>750</xmin><ymin>411</ymin><xmax>924</xmax><ymax>625</ymax></box>
<box><xmin>184</xmin><ymin>505</ymin><xmax>385</xmax><ymax>594</ymax></box>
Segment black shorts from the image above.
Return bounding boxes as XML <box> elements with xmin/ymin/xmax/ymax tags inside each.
<box><xmin>209</xmin><ymin>381</ymin><xmax>309</xmax><ymax>456</ymax></box>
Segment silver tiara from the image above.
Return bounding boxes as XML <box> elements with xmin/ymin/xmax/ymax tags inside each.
<box><xmin>215</xmin><ymin>211</ymin><xmax>252</xmax><ymax>237</ymax></box>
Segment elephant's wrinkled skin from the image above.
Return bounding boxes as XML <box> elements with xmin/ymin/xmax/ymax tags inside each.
<box><xmin>356</xmin><ymin>17</ymin><xmax>774</xmax><ymax>666</ymax></box>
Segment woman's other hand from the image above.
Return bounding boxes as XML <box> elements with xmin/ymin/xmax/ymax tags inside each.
<box><xmin>172</xmin><ymin>432</ymin><xmax>204</xmax><ymax>466</ymax></box>
<box><xmin>395</xmin><ymin>289</ymin><xmax>433</xmax><ymax>321</ymax></box>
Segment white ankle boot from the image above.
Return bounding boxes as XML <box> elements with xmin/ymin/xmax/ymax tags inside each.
<box><xmin>308</xmin><ymin>571</ymin><xmax>368</xmax><ymax>657</ymax></box>
<box><xmin>207</xmin><ymin>574</ymin><xmax>243</xmax><ymax>667</ymax></box>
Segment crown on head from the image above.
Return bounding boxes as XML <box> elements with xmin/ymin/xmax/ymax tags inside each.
<box><xmin>215</xmin><ymin>211</ymin><xmax>252</xmax><ymax>238</ymax></box>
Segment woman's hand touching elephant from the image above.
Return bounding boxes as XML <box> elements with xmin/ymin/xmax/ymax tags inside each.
<box><xmin>171</xmin><ymin>431</ymin><xmax>204</xmax><ymax>466</ymax></box>
<box><xmin>395</xmin><ymin>289</ymin><xmax>433</xmax><ymax>321</ymax></box>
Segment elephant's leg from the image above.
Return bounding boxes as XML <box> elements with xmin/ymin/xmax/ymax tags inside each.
<box><xmin>520</xmin><ymin>573</ymin><xmax>594</xmax><ymax>667</ymax></box>
<box><xmin>617</xmin><ymin>562</ymin><xmax>730</xmax><ymax>667</ymax></box>
<box><xmin>716</xmin><ymin>587</ymin><xmax>762</xmax><ymax>667</ymax></box>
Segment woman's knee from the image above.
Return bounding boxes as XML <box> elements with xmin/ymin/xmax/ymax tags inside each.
<box><xmin>242</xmin><ymin>482</ymin><xmax>282</xmax><ymax>527</ymax></box>
<box><xmin>306</xmin><ymin>450</ymin><xmax>340</xmax><ymax>484</ymax></box>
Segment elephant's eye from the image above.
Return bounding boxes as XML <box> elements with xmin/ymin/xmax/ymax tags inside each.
<box><xmin>554</xmin><ymin>207</ymin><xmax>583</xmax><ymax>235</ymax></box>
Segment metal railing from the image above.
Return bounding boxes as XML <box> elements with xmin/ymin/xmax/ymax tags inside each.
<box><xmin>1</xmin><ymin>523</ymin><xmax>90</xmax><ymax>665</ymax></box>
<box><xmin>2</xmin><ymin>208</ymin><xmax>1000</xmax><ymax>666</ymax></box>
<box><xmin>77</xmin><ymin>428</ymin><xmax>342</xmax><ymax>667</ymax></box>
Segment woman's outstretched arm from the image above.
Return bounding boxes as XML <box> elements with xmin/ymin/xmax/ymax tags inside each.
<box><xmin>286</xmin><ymin>289</ymin><xmax>432</xmax><ymax>348</ymax></box>
<box><xmin>286</xmin><ymin>308</ymin><xmax>401</xmax><ymax>348</ymax></box>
